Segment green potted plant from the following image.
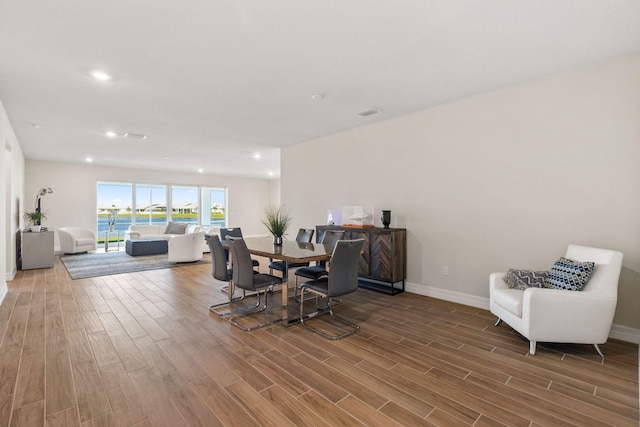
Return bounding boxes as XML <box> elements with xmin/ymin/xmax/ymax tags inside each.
<box><xmin>262</xmin><ymin>206</ymin><xmax>292</xmax><ymax>245</ymax></box>
<box><xmin>24</xmin><ymin>210</ymin><xmax>46</xmax><ymax>232</ymax></box>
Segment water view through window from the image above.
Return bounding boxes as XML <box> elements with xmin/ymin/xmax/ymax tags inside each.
<box><xmin>97</xmin><ymin>182</ymin><xmax>226</xmax><ymax>243</ymax></box>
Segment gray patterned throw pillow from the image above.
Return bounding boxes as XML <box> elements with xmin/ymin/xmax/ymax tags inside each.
<box><xmin>543</xmin><ymin>257</ymin><xmax>595</xmax><ymax>291</ymax></box>
<box><xmin>503</xmin><ymin>269</ymin><xmax>548</xmax><ymax>290</ymax></box>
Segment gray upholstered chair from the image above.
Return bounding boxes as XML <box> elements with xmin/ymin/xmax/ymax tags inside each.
<box><xmin>227</xmin><ymin>237</ymin><xmax>283</xmax><ymax>331</ymax></box>
<box><xmin>206</xmin><ymin>235</ymin><xmax>246</xmax><ymax>316</ymax></box>
<box><xmin>294</xmin><ymin>229</ymin><xmax>345</xmax><ymax>284</ymax></box>
<box><xmin>299</xmin><ymin>238</ymin><xmax>364</xmax><ymax>339</ymax></box>
<box><xmin>490</xmin><ymin>244</ymin><xmax>623</xmax><ymax>357</ymax></box>
<box><xmin>220</xmin><ymin>227</ymin><xmax>260</xmax><ymax>268</ymax></box>
<box><xmin>294</xmin><ymin>229</ymin><xmax>345</xmax><ymax>301</ymax></box>
<box><xmin>268</xmin><ymin>228</ymin><xmax>314</xmax><ymax>277</ymax></box>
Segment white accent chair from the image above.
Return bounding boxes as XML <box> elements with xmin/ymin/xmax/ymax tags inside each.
<box><xmin>490</xmin><ymin>244</ymin><xmax>623</xmax><ymax>357</ymax></box>
<box><xmin>167</xmin><ymin>231</ymin><xmax>205</xmax><ymax>263</ymax></box>
<box><xmin>58</xmin><ymin>227</ymin><xmax>97</xmax><ymax>254</ymax></box>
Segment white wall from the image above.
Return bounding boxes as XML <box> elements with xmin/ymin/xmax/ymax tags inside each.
<box><xmin>1</xmin><ymin>99</ymin><xmax>26</xmax><ymax>298</ymax></box>
<box><xmin>282</xmin><ymin>54</ymin><xmax>640</xmax><ymax>332</ymax></box>
<box><xmin>25</xmin><ymin>160</ymin><xmax>274</xmax><ymax>250</ymax></box>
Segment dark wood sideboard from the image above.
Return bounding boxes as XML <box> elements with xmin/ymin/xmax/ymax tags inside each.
<box><xmin>316</xmin><ymin>225</ymin><xmax>406</xmax><ymax>295</ymax></box>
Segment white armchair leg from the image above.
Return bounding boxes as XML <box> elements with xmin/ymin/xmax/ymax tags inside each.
<box><xmin>494</xmin><ymin>318</ymin><xmax>502</xmax><ymax>326</ymax></box>
<box><xmin>593</xmin><ymin>344</ymin><xmax>604</xmax><ymax>358</ymax></box>
<box><xmin>529</xmin><ymin>340</ymin><xmax>536</xmax><ymax>355</ymax></box>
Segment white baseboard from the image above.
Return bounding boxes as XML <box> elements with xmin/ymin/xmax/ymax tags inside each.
<box><xmin>0</xmin><ymin>283</ymin><xmax>7</xmax><ymax>306</ymax></box>
<box><xmin>609</xmin><ymin>324</ymin><xmax>640</xmax><ymax>344</ymax></box>
<box><xmin>406</xmin><ymin>281</ymin><xmax>490</xmax><ymax>310</ymax></box>
<box><xmin>405</xmin><ymin>281</ymin><xmax>640</xmax><ymax>344</ymax></box>
<box><xmin>5</xmin><ymin>267</ymin><xmax>16</xmax><ymax>282</ymax></box>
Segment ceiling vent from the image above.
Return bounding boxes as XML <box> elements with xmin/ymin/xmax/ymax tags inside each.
<box><xmin>357</xmin><ymin>108</ymin><xmax>381</xmax><ymax>117</ymax></box>
<box><xmin>124</xmin><ymin>132</ymin><xmax>147</xmax><ymax>140</ymax></box>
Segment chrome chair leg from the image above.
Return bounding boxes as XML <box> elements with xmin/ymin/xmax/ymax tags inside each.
<box><xmin>209</xmin><ymin>283</ymin><xmax>262</xmax><ymax>317</ymax></box>
<box><xmin>299</xmin><ymin>288</ymin><xmax>359</xmax><ymax>340</ymax></box>
<box><xmin>229</xmin><ymin>290</ymin><xmax>282</xmax><ymax>332</ymax></box>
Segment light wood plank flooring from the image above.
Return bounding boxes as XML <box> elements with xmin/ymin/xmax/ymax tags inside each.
<box><xmin>1</xmin><ymin>255</ymin><xmax>637</xmax><ymax>426</ymax></box>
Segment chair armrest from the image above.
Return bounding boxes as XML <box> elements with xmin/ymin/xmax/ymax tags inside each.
<box><xmin>524</xmin><ymin>287</ymin><xmax>617</xmax><ymax>343</ymax></box>
<box><xmin>125</xmin><ymin>231</ymin><xmax>141</xmax><ymax>240</ymax></box>
<box><xmin>490</xmin><ymin>272</ymin><xmax>508</xmax><ymax>291</ymax></box>
<box><xmin>58</xmin><ymin>229</ymin><xmax>74</xmax><ymax>249</ymax></box>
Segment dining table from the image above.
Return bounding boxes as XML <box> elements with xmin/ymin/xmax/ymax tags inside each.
<box><xmin>240</xmin><ymin>236</ymin><xmax>335</xmax><ymax>325</ymax></box>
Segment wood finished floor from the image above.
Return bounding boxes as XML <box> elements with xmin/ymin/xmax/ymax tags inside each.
<box><xmin>0</xmin><ymin>255</ymin><xmax>638</xmax><ymax>427</ymax></box>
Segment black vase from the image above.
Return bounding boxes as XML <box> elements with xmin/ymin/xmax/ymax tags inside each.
<box><xmin>381</xmin><ymin>210</ymin><xmax>391</xmax><ymax>228</ymax></box>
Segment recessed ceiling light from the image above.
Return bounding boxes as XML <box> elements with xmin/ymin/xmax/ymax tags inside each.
<box><xmin>197</xmin><ymin>168</ymin><xmax>204</xmax><ymax>173</ymax></box>
<box><xmin>357</xmin><ymin>108</ymin><xmax>381</xmax><ymax>117</ymax></box>
<box><xmin>91</xmin><ymin>70</ymin><xmax>112</xmax><ymax>81</ymax></box>
<box><xmin>311</xmin><ymin>93</ymin><xmax>325</xmax><ymax>101</ymax></box>
<box><xmin>268</xmin><ymin>171</ymin><xmax>274</xmax><ymax>177</ymax></box>
<box><xmin>253</xmin><ymin>153</ymin><xmax>261</xmax><ymax>159</ymax></box>
<box><xmin>85</xmin><ymin>157</ymin><xmax>93</xmax><ymax>162</ymax></box>
<box><xmin>104</xmin><ymin>131</ymin><xmax>118</xmax><ymax>138</ymax></box>
<box><xmin>28</xmin><ymin>123</ymin><xmax>40</xmax><ymax>129</ymax></box>
<box><xmin>162</xmin><ymin>155</ymin><xmax>169</xmax><ymax>159</ymax></box>
<box><xmin>124</xmin><ymin>132</ymin><xmax>147</xmax><ymax>140</ymax></box>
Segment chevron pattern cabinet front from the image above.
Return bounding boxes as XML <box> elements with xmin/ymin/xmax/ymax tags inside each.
<box><xmin>316</xmin><ymin>226</ymin><xmax>407</xmax><ymax>294</ymax></box>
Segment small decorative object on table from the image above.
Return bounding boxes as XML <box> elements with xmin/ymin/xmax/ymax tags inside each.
<box><xmin>24</xmin><ymin>210</ymin><xmax>46</xmax><ymax>232</ymax></box>
<box><xmin>342</xmin><ymin>206</ymin><xmax>374</xmax><ymax>228</ymax></box>
<box><xmin>381</xmin><ymin>210</ymin><xmax>391</xmax><ymax>228</ymax></box>
<box><xmin>327</xmin><ymin>210</ymin><xmax>334</xmax><ymax>225</ymax></box>
<box><xmin>262</xmin><ymin>205</ymin><xmax>292</xmax><ymax>245</ymax></box>
<box><xmin>108</xmin><ymin>205</ymin><xmax>118</xmax><ymax>232</ymax></box>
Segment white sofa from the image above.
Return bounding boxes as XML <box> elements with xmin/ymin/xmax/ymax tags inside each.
<box><xmin>168</xmin><ymin>231</ymin><xmax>206</xmax><ymax>262</ymax></box>
<box><xmin>126</xmin><ymin>223</ymin><xmax>212</xmax><ymax>254</ymax></box>
<box><xmin>490</xmin><ymin>244</ymin><xmax>623</xmax><ymax>357</ymax></box>
<box><xmin>125</xmin><ymin>223</ymin><xmax>200</xmax><ymax>240</ymax></box>
<box><xmin>58</xmin><ymin>227</ymin><xmax>97</xmax><ymax>254</ymax></box>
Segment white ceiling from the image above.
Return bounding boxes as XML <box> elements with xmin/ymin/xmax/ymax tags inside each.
<box><xmin>1</xmin><ymin>1</ymin><xmax>639</xmax><ymax>179</ymax></box>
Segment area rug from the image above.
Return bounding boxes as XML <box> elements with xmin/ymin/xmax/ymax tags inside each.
<box><xmin>60</xmin><ymin>251</ymin><xmax>210</xmax><ymax>279</ymax></box>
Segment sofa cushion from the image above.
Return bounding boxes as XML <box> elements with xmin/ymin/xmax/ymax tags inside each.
<box><xmin>543</xmin><ymin>257</ymin><xmax>595</xmax><ymax>291</ymax></box>
<box><xmin>493</xmin><ymin>288</ymin><xmax>524</xmax><ymax>317</ymax></box>
<box><xmin>503</xmin><ymin>269</ymin><xmax>548</xmax><ymax>290</ymax></box>
<box><xmin>76</xmin><ymin>238</ymin><xmax>96</xmax><ymax>246</ymax></box>
<box><xmin>165</xmin><ymin>222</ymin><xmax>188</xmax><ymax>235</ymax></box>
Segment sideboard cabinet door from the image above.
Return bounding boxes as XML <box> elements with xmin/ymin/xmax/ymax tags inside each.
<box><xmin>316</xmin><ymin>225</ymin><xmax>406</xmax><ymax>294</ymax></box>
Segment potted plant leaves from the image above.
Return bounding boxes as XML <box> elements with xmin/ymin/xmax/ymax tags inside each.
<box><xmin>262</xmin><ymin>206</ymin><xmax>292</xmax><ymax>245</ymax></box>
<box><xmin>24</xmin><ymin>210</ymin><xmax>46</xmax><ymax>232</ymax></box>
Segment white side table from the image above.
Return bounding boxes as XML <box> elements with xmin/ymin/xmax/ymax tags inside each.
<box><xmin>104</xmin><ymin>230</ymin><xmax>121</xmax><ymax>252</ymax></box>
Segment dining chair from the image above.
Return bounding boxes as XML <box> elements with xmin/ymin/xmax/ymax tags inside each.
<box><xmin>299</xmin><ymin>238</ymin><xmax>364</xmax><ymax>339</ymax></box>
<box><xmin>227</xmin><ymin>237</ymin><xmax>284</xmax><ymax>331</ymax></box>
<box><xmin>220</xmin><ymin>227</ymin><xmax>260</xmax><ymax>269</ymax></box>
<box><xmin>294</xmin><ymin>229</ymin><xmax>345</xmax><ymax>301</ymax></box>
<box><xmin>206</xmin><ymin>235</ymin><xmax>246</xmax><ymax>316</ymax></box>
<box><xmin>268</xmin><ymin>228</ymin><xmax>314</xmax><ymax>276</ymax></box>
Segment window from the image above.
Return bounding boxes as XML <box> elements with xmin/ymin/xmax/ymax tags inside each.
<box><xmin>135</xmin><ymin>184</ymin><xmax>167</xmax><ymax>225</ymax></box>
<box><xmin>96</xmin><ymin>182</ymin><xmax>133</xmax><ymax>243</ymax></box>
<box><xmin>201</xmin><ymin>187</ymin><xmax>226</xmax><ymax>227</ymax></box>
<box><xmin>170</xmin><ymin>186</ymin><xmax>199</xmax><ymax>224</ymax></box>
<box><xmin>96</xmin><ymin>182</ymin><xmax>226</xmax><ymax>239</ymax></box>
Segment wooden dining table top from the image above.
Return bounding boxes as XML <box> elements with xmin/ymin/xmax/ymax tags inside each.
<box><xmin>240</xmin><ymin>236</ymin><xmax>333</xmax><ymax>263</ymax></box>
